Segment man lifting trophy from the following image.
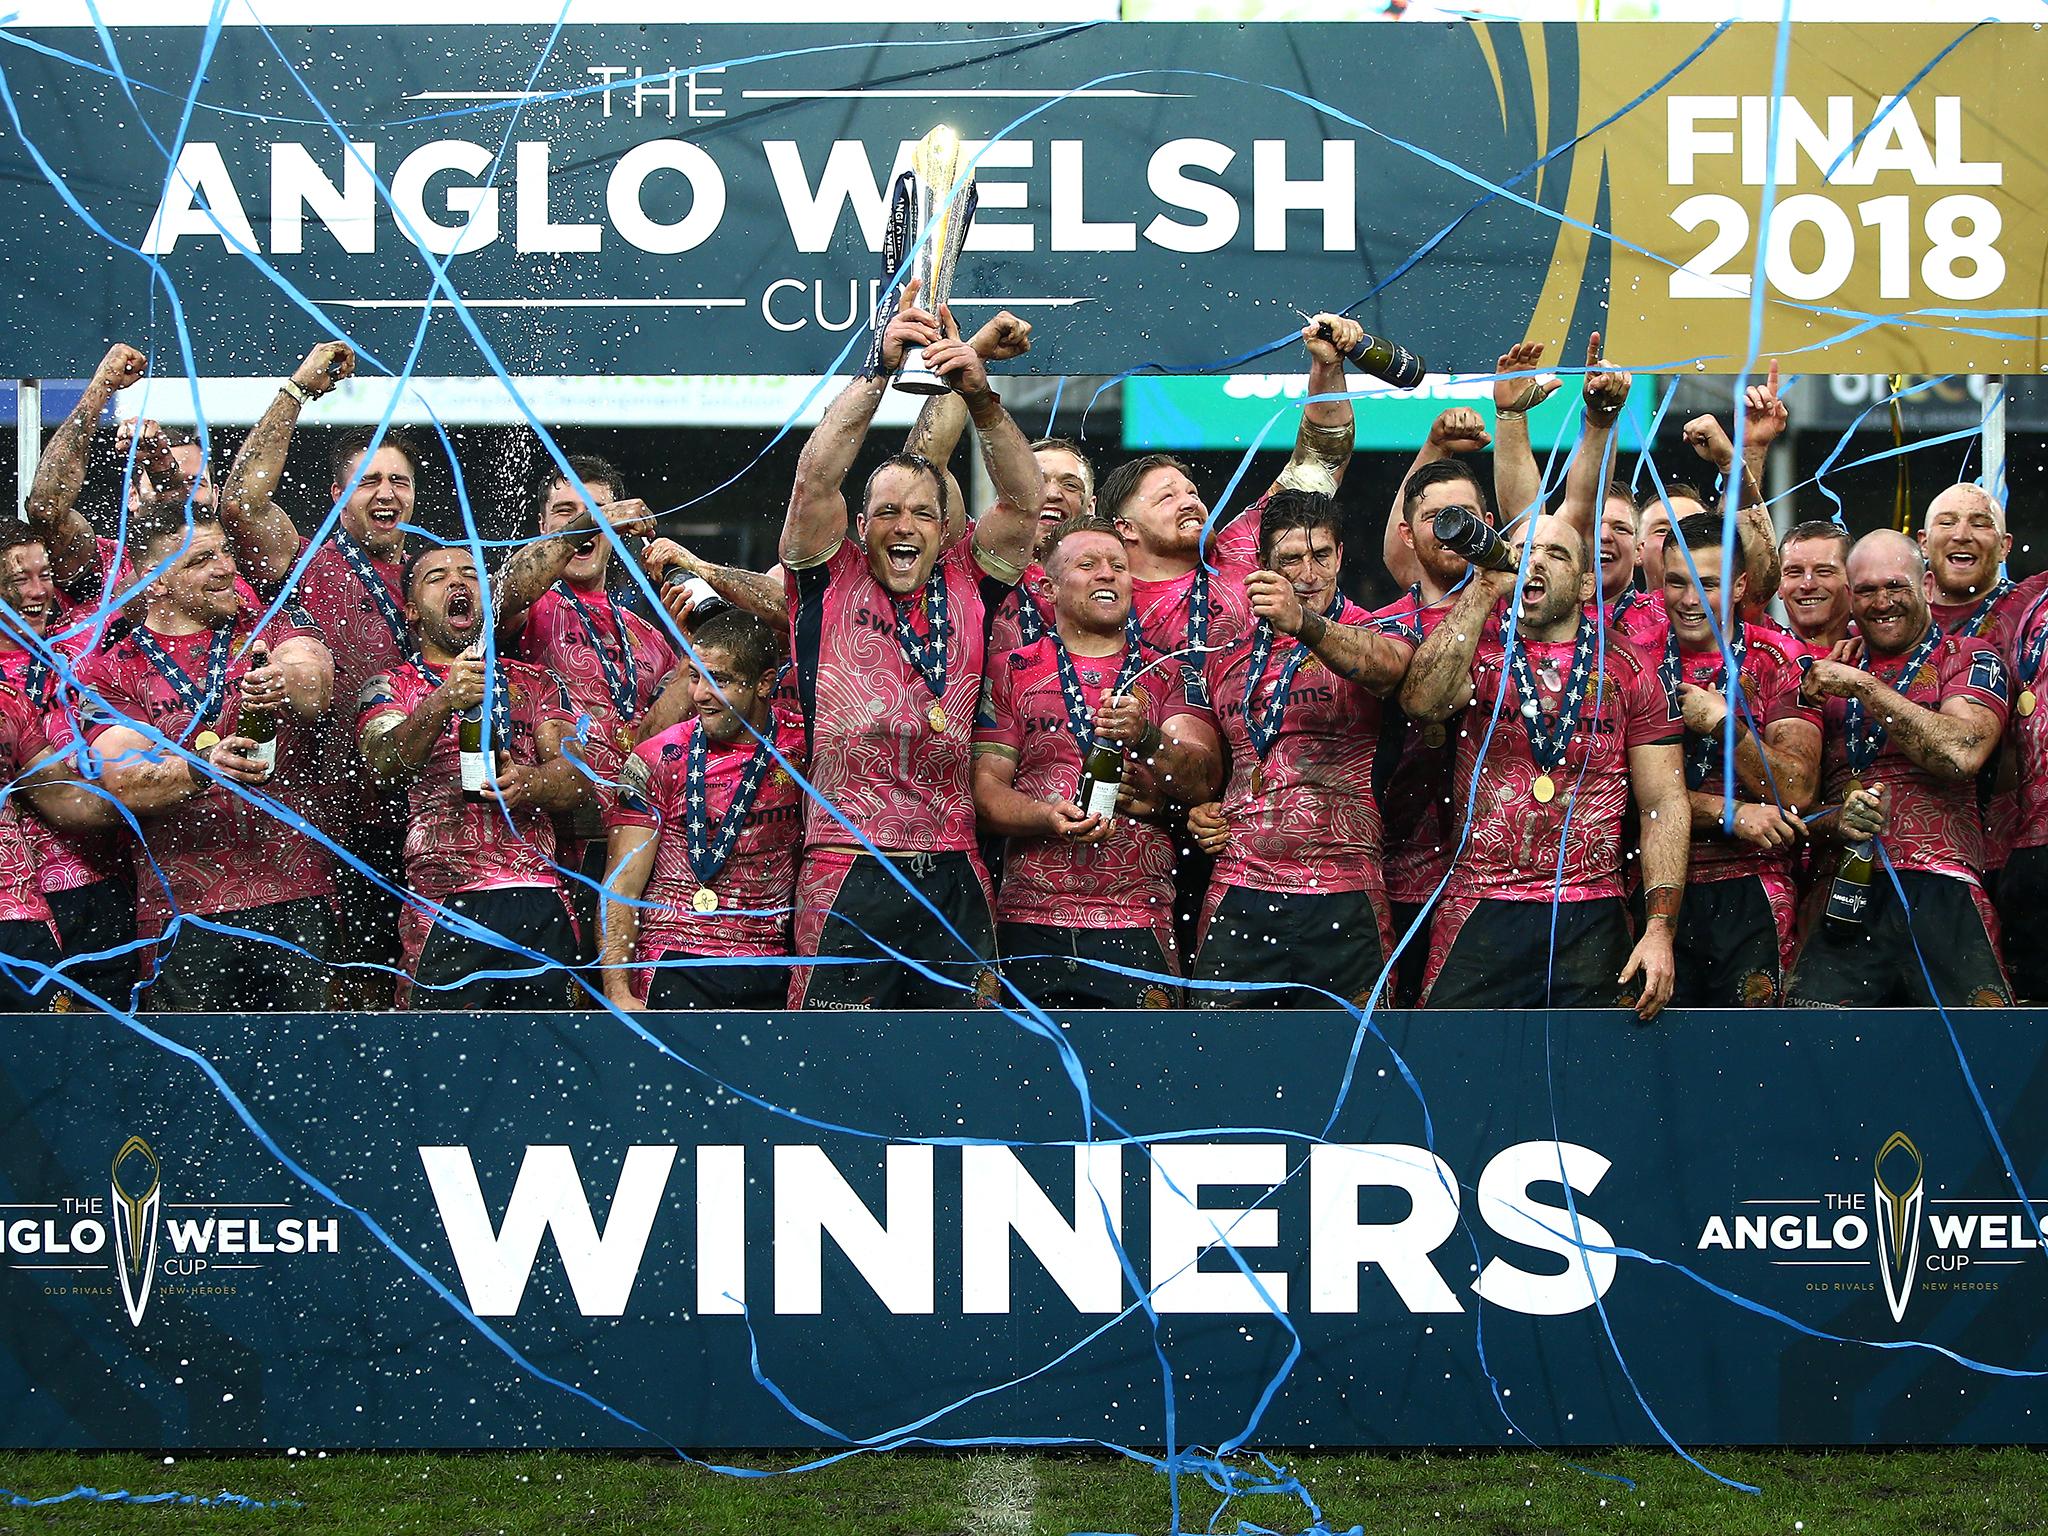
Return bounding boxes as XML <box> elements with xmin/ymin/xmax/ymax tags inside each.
<box><xmin>886</xmin><ymin>124</ymin><xmax>980</xmax><ymax>395</ymax></box>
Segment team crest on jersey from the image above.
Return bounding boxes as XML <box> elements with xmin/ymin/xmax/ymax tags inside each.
<box><xmin>1008</xmin><ymin>652</ymin><xmax>1031</xmax><ymax>670</ymax></box>
<box><xmin>1139</xmin><ymin>983</ymin><xmax>1175</xmax><ymax>1009</ymax></box>
<box><xmin>972</xmin><ymin>967</ymin><xmax>1004</xmax><ymax>1007</ymax></box>
<box><xmin>356</xmin><ymin>675</ymin><xmax>396</xmax><ymax>712</ymax></box>
<box><xmin>1969</xmin><ymin>650</ymin><xmax>2010</xmax><ymax>701</ymax></box>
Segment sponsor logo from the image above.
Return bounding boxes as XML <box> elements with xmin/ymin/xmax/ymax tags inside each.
<box><xmin>1696</xmin><ymin>1130</ymin><xmax>2041</xmax><ymax>1320</ymax></box>
<box><xmin>2</xmin><ymin>1136</ymin><xmax>342</xmax><ymax>1326</ymax></box>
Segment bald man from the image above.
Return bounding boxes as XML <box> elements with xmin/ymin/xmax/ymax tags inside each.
<box><xmin>1918</xmin><ymin>483</ymin><xmax>2048</xmax><ymax>888</ymax></box>
<box><xmin>1788</xmin><ymin>530</ymin><xmax>2012</xmax><ymax>1007</ymax></box>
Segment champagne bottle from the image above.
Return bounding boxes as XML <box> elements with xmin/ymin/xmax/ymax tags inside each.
<box><xmin>230</xmin><ymin>641</ymin><xmax>278</xmax><ymax>773</ymax></box>
<box><xmin>1824</xmin><ymin>840</ymin><xmax>1876</xmax><ymax>930</ymax></box>
<box><xmin>1825</xmin><ymin>781</ymin><xmax>1883</xmax><ymax>931</ymax></box>
<box><xmin>458</xmin><ymin>709</ymin><xmax>488</xmax><ymax>803</ymax></box>
<box><xmin>1431</xmin><ymin>505</ymin><xmax>1517</xmax><ymax>572</ymax></box>
<box><xmin>1076</xmin><ymin>735</ymin><xmax>1124</xmax><ymax>822</ymax></box>
<box><xmin>1316</xmin><ymin>320</ymin><xmax>1426</xmax><ymax>389</ymax></box>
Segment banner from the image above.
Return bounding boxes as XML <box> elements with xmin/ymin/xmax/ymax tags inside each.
<box><xmin>2</xmin><ymin>1007</ymin><xmax>2044</xmax><ymax>1450</ymax></box>
<box><xmin>0</xmin><ymin>24</ymin><xmax>2041</xmax><ymax>378</ymax></box>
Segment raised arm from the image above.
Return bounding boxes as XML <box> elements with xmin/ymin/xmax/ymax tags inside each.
<box><xmin>1624</xmin><ymin>739</ymin><xmax>1689</xmax><ymax>1021</ymax></box>
<box><xmin>1266</xmin><ymin>312</ymin><xmax>1360</xmax><ymax>501</ymax></box>
<box><xmin>1398</xmin><ymin>567</ymin><xmax>1509</xmax><ymax>720</ymax></box>
<box><xmin>1491</xmin><ymin>341</ymin><xmax>1558</xmax><ymax>531</ymax></box>
<box><xmin>1381</xmin><ymin>408</ymin><xmax>1492</xmax><ymax>589</ymax></box>
<box><xmin>783</xmin><ymin>280</ymin><xmax>936</xmax><ymax>566</ymax></box>
<box><xmin>1562</xmin><ymin>332</ymin><xmax>1632</xmax><ymax>555</ymax></box>
<box><xmin>1242</xmin><ymin>569</ymin><xmax>1412</xmax><ymax>697</ymax></box>
<box><xmin>901</xmin><ymin>311</ymin><xmax>1034</xmax><ymax>532</ymax></box>
<box><xmin>494</xmin><ymin>495</ymin><xmax>658</xmax><ymax>639</ymax></box>
<box><xmin>922</xmin><ymin>305</ymin><xmax>1041</xmax><ymax>579</ymax></box>
<box><xmin>24</xmin><ymin>343</ymin><xmax>145</xmax><ymax>591</ymax></box>
<box><xmin>1679</xmin><ymin>413</ymin><xmax>1780</xmax><ymax>598</ymax></box>
<box><xmin>219</xmin><ymin>341</ymin><xmax>356</xmax><ymax>587</ymax></box>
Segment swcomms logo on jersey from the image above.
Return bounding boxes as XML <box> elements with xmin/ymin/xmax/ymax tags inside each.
<box><xmin>419</xmin><ymin>1138</ymin><xmax>1625</xmax><ymax>1322</ymax></box>
<box><xmin>1695</xmin><ymin>1131</ymin><xmax>2043</xmax><ymax>1321</ymax></box>
<box><xmin>0</xmin><ymin>1136</ymin><xmax>343</xmax><ymax>1326</ymax></box>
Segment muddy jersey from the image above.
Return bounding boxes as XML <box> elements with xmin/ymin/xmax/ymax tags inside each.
<box><xmin>1373</xmin><ymin>588</ymin><xmax>1463</xmax><ymax>906</ymax></box>
<box><xmin>0</xmin><ymin>637</ymin><xmax>126</xmax><ymax>894</ymax></box>
<box><xmin>1816</xmin><ymin>630</ymin><xmax>2010</xmax><ymax>883</ymax></box>
<box><xmin>609</xmin><ymin>707</ymin><xmax>808</xmax><ymax>959</ymax></box>
<box><xmin>357</xmin><ymin>659</ymin><xmax>576</xmax><ymax>903</ymax></box>
<box><xmin>973</xmin><ymin>634</ymin><xmax>1184</xmax><ymax>932</ymax></box>
<box><xmin>1128</xmin><ymin>497</ymin><xmax>1267</xmax><ymax>703</ymax></box>
<box><xmin>1200</xmin><ymin>597</ymin><xmax>1415</xmax><ymax>896</ymax></box>
<box><xmin>1448</xmin><ymin>625</ymin><xmax>1680</xmax><ymax>903</ymax></box>
<box><xmin>78</xmin><ymin>609</ymin><xmax>333</xmax><ymax>934</ymax></box>
<box><xmin>283</xmin><ymin>535</ymin><xmax>412</xmax><ymax>834</ymax></box>
<box><xmin>1933</xmin><ymin>573</ymin><xmax>2048</xmax><ymax>871</ymax></box>
<box><xmin>786</xmin><ymin>534</ymin><xmax>1012</xmax><ymax>854</ymax></box>
<box><xmin>1641</xmin><ymin>615</ymin><xmax>1820</xmax><ymax>886</ymax></box>
<box><xmin>2009</xmin><ymin>587</ymin><xmax>2048</xmax><ymax>852</ymax></box>
<box><xmin>514</xmin><ymin>582</ymin><xmax>679</xmax><ymax>836</ymax></box>
<box><xmin>0</xmin><ymin>682</ymin><xmax>54</xmax><ymax>924</ymax></box>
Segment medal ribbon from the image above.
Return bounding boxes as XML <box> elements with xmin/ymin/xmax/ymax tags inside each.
<box><xmin>1505</xmin><ymin>613</ymin><xmax>1598</xmax><ymax>779</ymax></box>
<box><xmin>1844</xmin><ymin>623</ymin><xmax>1944</xmax><ymax>775</ymax></box>
<box><xmin>1948</xmin><ymin>577</ymin><xmax>2013</xmax><ymax>639</ymax></box>
<box><xmin>892</xmin><ymin>566</ymin><xmax>951</xmax><ymax>701</ymax></box>
<box><xmin>1242</xmin><ymin>590</ymin><xmax>1346</xmax><ymax>761</ymax></box>
<box><xmin>1181</xmin><ymin>565</ymin><xmax>1213</xmax><ymax>709</ymax></box>
<box><xmin>1051</xmin><ymin>625</ymin><xmax>1145</xmax><ymax>758</ymax></box>
<box><xmin>2016</xmin><ymin>590</ymin><xmax>2048</xmax><ymax>690</ymax></box>
<box><xmin>1015</xmin><ymin>589</ymin><xmax>1045</xmax><ymax>646</ymax></box>
<box><xmin>1662</xmin><ymin>622</ymin><xmax>1748</xmax><ymax>790</ymax></box>
<box><xmin>410</xmin><ymin>656</ymin><xmax>512</xmax><ymax>745</ymax></box>
<box><xmin>684</xmin><ymin>723</ymin><xmax>776</xmax><ymax>885</ymax></box>
<box><xmin>130</xmin><ymin>623</ymin><xmax>236</xmax><ymax>740</ymax></box>
<box><xmin>335</xmin><ymin>529</ymin><xmax>418</xmax><ymax>662</ymax></box>
<box><xmin>557</xmin><ymin>581</ymin><xmax>641</xmax><ymax>721</ymax></box>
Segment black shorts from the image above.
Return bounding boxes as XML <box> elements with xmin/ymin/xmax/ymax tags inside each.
<box><xmin>412</xmin><ymin>887</ymin><xmax>578</xmax><ymax>1012</ymax></box>
<box><xmin>559</xmin><ymin>837</ymin><xmax>608</xmax><ymax>969</ymax></box>
<box><xmin>1786</xmin><ymin>868</ymin><xmax>2010</xmax><ymax>1009</ymax></box>
<box><xmin>1669</xmin><ymin>875</ymin><xmax>1782</xmax><ymax>1008</ymax></box>
<box><xmin>646</xmin><ymin>954</ymin><xmax>791</xmax><ymax>1012</ymax></box>
<box><xmin>796</xmin><ymin>850</ymin><xmax>997</xmax><ymax>1010</ymax></box>
<box><xmin>145</xmin><ymin>897</ymin><xmax>333</xmax><ymax>1014</ymax></box>
<box><xmin>0</xmin><ymin>917</ymin><xmax>62</xmax><ymax>1011</ymax></box>
<box><xmin>1995</xmin><ymin>845</ymin><xmax>2048</xmax><ymax>1002</ymax></box>
<box><xmin>329</xmin><ymin>820</ymin><xmax>405</xmax><ymax>967</ymax></box>
<box><xmin>997</xmin><ymin>922</ymin><xmax>1180</xmax><ymax>1009</ymax></box>
<box><xmin>1426</xmin><ymin>896</ymin><xmax>1637</xmax><ymax>1010</ymax></box>
<box><xmin>45</xmin><ymin>877</ymin><xmax>139</xmax><ymax>1011</ymax></box>
<box><xmin>1388</xmin><ymin>899</ymin><xmax>1437</xmax><ymax>1009</ymax></box>
<box><xmin>1190</xmin><ymin>885</ymin><xmax>1389</xmax><ymax>1011</ymax></box>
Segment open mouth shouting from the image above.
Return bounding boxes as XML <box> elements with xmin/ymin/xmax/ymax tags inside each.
<box><xmin>443</xmin><ymin>585</ymin><xmax>479</xmax><ymax>633</ymax></box>
<box><xmin>885</xmin><ymin>542</ymin><xmax>922</xmax><ymax>578</ymax></box>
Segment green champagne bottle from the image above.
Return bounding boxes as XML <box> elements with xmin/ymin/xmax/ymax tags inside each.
<box><xmin>1076</xmin><ymin>735</ymin><xmax>1123</xmax><ymax>822</ymax></box>
<box><xmin>230</xmin><ymin>641</ymin><xmax>278</xmax><ymax>773</ymax></box>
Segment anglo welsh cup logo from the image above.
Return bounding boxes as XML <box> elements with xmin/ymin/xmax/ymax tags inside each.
<box><xmin>111</xmin><ymin>1135</ymin><xmax>162</xmax><ymax>1327</ymax></box>
<box><xmin>1874</xmin><ymin>1131</ymin><xmax>1925</xmax><ymax>1324</ymax></box>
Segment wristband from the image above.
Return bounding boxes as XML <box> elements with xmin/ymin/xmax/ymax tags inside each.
<box><xmin>279</xmin><ymin>379</ymin><xmax>313</xmax><ymax>407</ymax></box>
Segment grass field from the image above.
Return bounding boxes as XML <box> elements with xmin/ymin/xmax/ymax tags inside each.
<box><xmin>3</xmin><ymin>1448</ymin><xmax>2046</xmax><ymax>1534</ymax></box>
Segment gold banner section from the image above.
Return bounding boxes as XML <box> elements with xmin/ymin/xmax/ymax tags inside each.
<box><xmin>1577</xmin><ymin>24</ymin><xmax>2043</xmax><ymax>374</ymax></box>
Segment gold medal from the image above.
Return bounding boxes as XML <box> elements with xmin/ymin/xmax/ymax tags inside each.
<box><xmin>772</xmin><ymin>768</ymin><xmax>791</xmax><ymax>788</ymax></box>
<box><xmin>1532</xmin><ymin>773</ymin><xmax>1556</xmax><ymax>804</ymax></box>
<box><xmin>2021</xmin><ymin>689</ymin><xmax>2037</xmax><ymax>718</ymax></box>
<box><xmin>1421</xmin><ymin>723</ymin><xmax>1447</xmax><ymax>749</ymax></box>
<box><xmin>193</xmin><ymin>730</ymin><xmax>220</xmax><ymax>752</ymax></box>
<box><xmin>616</xmin><ymin>723</ymin><xmax>637</xmax><ymax>754</ymax></box>
<box><xmin>691</xmin><ymin>886</ymin><xmax>719</xmax><ymax>914</ymax></box>
<box><xmin>1249</xmin><ymin>764</ymin><xmax>1265</xmax><ymax>796</ymax></box>
<box><xmin>927</xmin><ymin>704</ymin><xmax>949</xmax><ymax>734</ymax></box>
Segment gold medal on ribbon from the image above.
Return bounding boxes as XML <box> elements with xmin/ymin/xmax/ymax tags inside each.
<box><xmin>691</xmin><ymin>886</ymin><xmax>719</xmax><ymax>914</ymax></box>
<box><xmin>1532</xmin><ymin>773</ymin><xmax>1557</xmax><ymax>804</ymax></box>
<box><xmin>1421</xmin><ymin>723</ymin><xmax>1447</xmax><ymax>750</ymax></box>
<box><xmin>2021</xmin><ymin>689</ymin><xmax>2037</xmax><ymax>718</ymax></box>
<box><xmin>1249</xmin><ymin>764</ymin><xmax>1265</xmax><ymax>797</ymax></box>
<box><xmin>193</xmin><ymin>730</ymin><xmax>220</xmax><ymax>752</ymax></box>
<box><xmin>616</xmin><ymin>723</ymin><xmax>637</xmax><ymax>754</ymax></box>
<box><xmin>927</xmin><ymin>703</ymin><xmax>949</xmax><ymax>734</ymax></box>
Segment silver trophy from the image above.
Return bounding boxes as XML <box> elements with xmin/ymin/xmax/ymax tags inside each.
<box><xmin>889</xmin><ymin>125</ymin><xmax>979</xmax><ymax>395</ymax></box>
